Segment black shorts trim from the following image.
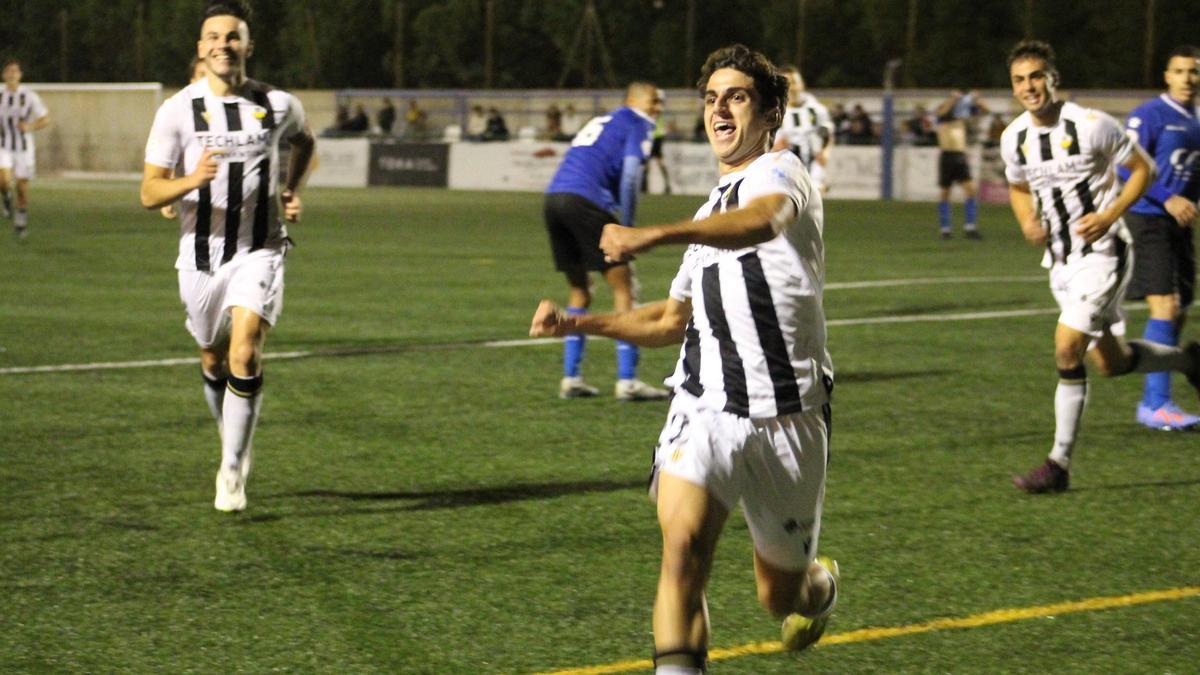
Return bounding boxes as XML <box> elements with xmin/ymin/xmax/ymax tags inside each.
<box><xmin>1125</xmin><ymin>212</ymin><xmax>1195</xmax><ymax>307</ymax></box>
<box><xmin>938</xmin><ymin>151</ymin><xmax>971</xmax><ymax>188</ymax></box>
<box><xmin>543</xmin><ymin>192</ymin><xmax>628</xmax><ymax>272</ymax></box>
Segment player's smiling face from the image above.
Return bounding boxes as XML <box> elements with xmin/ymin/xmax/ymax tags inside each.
<box><xmin>1010</xmin><ymin>57</ymin><xmax>1056</xmax><ymax>117</ymax></box>
<box><xmin>704</xmin><ymin>68</ymin><xmax>773</xmax><ymax>173</ymax></box>
<box><xmin>198</xmin><ymin>14</ymin><xmax>252</xmax><ymax>82</ymax></box>
<box><xmin>1164</xmin><ymin>55</ymin><xmax>1198</xmax><ymax>105</ymax></box>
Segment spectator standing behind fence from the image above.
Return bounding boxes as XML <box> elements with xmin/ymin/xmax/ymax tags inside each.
<box><xmin>561</xmin><ymin>103</ymin><xmax>581</xmax><ymax>139</ymax></box>
<box><xmin>934</xmin><ymin>89</ymin><xmax>988</xmax><ymax>239</ymax></box>
<box><xmin>466</xmin><ymin>105</ymin><xmax>487</xmax><ymax>140</ymax></box>
<box><xmin>483</xmin><ymin>107</ymin><xmax>509</xmax><ymax>141</ymax></box>
<box><xmin>405</xmin><ymin>99</ymin><xmax>428</xmax><ymax>139</ymax></box>
<box><xmin>905</xmin><ymin>104</ymin><xmax>937</xmax><ymax>146</ymax></box>
<box><xmin>377</xmin><ymin>98</ymin><xmax>396</xmax><ymax>135</ymax></box>
<box><xmin>343</xmin><ymin>103</ymin><xmax>369</xmax><ymax>133</ymax></box>
<box><xmin>545</xmin><ymin>103</ymin><xmax>563</xmax><ymax>140</ymax></box>
<box><xmin>845</xmin><ymin>104</ymin><xmax>874</xmax><ymax>144</ymax></box>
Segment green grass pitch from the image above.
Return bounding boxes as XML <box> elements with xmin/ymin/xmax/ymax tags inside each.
<box><xmin>1</xmin><ymin>180</ymin><xmax>1197</xmax><ymax>673</ymax></box>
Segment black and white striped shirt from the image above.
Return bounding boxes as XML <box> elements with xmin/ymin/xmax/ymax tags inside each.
<box><xmin>665</xmin><ymin>151</ymin><xmax>833</xmax><ymax>419</ymax></box>
<box><xmin>1000</xmin><ymin>101</ymin><xmax>1137</xmax><ymax>267</ymax></box>
<box><xmin>0</xmin><ymin>85</ymin><xmax>48</xmax><ymax>153</ymax></box>
<box><xmin>144</xmin><ymin>78</ymin><xmax>306</xmax><ymax>272</ymax></box>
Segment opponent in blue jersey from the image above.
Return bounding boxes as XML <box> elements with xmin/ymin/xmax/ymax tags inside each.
<box><xmin>543</xmin><ymin>82</ymin><xmax>667</xmax><ymax>400</ymax></box>
<box><xmin>1122</xmin><ymin>45</ymin><xmax>1200</xmax><ymax>430</ymax></box>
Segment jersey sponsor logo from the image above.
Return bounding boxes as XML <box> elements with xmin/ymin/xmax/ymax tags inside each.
<box><xmin>1165</xmin><ymin>124</ymin><xmax>1189</xmax><ymax>132</ymax></box>
<box><xmin>1023</xmin><ymin>156</ymin><xmax>1091</xmax><ymax>180</ymax></box>
<box><xmin>196</xmin><ymin>129</ymin><xmax>272</xmax><ymax>160</ymax></box>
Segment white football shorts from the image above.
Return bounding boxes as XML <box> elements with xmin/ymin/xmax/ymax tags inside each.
<box><xmin>0</xmin><ymin>148</ymin><xmax>36</xmax><ymax>180</ymax></box>
<box><xmin>649</xmin><ymin>389</ymin><xmax>830</xmax><ymax>572</ymax></box>
<box><xmin>177</xmin><ymin>248</ymin><xmax>285</xmax><ymax>349</ymax></box>
<box><xmin>1049</xmin><ymin>244</ymin><xmax>1131</xmax><ymax>339</ymax></box>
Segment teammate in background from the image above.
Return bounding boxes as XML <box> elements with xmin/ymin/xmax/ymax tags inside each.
<box><xmin>771</xmin><ymin>66</ymin><xmax>834</xmax><ymax>193</ymax></box>
<box><xmin>543</xmin><ymin>81</ymin><xmax>668</xmax><ymax>401</ymax></box>
<box><xmin>935</xmin><ymin>89</ymin><xmax>988</xmax><ymax>239</ymax></box>
<box><xmin>162</xmin><ymin>56</ymin><xmax>209</xmax><ymax>220</ymax></box>
<box><xmin>0</xmin><ymin>58</ymin><xmax>51</xmax><ymax>239</ymax></box>
<box><xmin>1000</xmin><ymin>40</ymin><xmax>1200</xmax><ymax>493</ymax></box>
<box><xmin>643</xmin><ymin>102</ymin><xmax>672</xmax><ymax>194</ymax></box>
<box><xmin>531</xmin><ymin>45</ymin><xmax>838</xmax><ymax>671</ymax></box>
<box><xmin>140</xmin><ymin>0</ymin><xmax>315</xmax><ymax>512</ymax></box>
<box><xmin>1120</xmin><ymin>45</ymin><xmax>1200</xmax><ymax>431</ymax></box>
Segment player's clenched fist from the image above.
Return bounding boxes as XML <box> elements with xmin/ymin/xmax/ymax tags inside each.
<box><xmin>281</xmin><ymin>189</ymin><xmax>302</xmax><ymax>223</ymax></box>
<box><xmin>530</xmin><ymin>299</ymin><xmax>574</xmax><ymax>337</ymax></box>
<box><xmin>189</xmin><ymin>148</ymin><xmax>224</xmax><ymax>188</ymax></box>
<box><xmin>599</xmin><ymin>223</ymin><xmax>645</xmax><ymax>263</ymax></box>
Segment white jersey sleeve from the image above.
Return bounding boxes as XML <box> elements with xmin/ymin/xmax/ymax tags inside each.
<box><xmin>27</xmin><ymin>89</ymin><xmax>48</xmax><ymax>120</ymax></box>
<box><xmin>736</xmin><ymin>151</ymin><xmax>812</xmax><ymax>227</ymax></box>
<box><xmin>1000</xmin><ymin>123</ymin><xmax>1027</xmax><ymax>185</ymax></box>
<box><xmin>273</xmin><ymin>91</ymin><xmax>307</xmax><ymax>140</ymax></box>
<box><xmin>668</xmin><ymin>260</ymin><xmax>693</xmax><ymax>301</ymax></box>
<box><xmin>144</xmin><ymin>95</ymin><xmax>184</xmax><ymax>169</ymax></box>
<box><xmin>1087</xmin><ymin>109</ymin><xmax>1135</xmax><ymax>166</ymax></box>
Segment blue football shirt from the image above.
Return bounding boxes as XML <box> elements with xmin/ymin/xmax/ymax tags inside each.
<box><xmin>1126</xmin><ymin>94</ymin><xmax>1200</xmax><ymax>217</ymax></box>
<box><xmin>546</xmin><ymin>106</ymin><xmax>655</xmax><ymax>219</ymax></box>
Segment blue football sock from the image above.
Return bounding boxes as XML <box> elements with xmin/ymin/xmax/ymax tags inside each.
<box><xmin>562</xmin><ymin>307</ymin><xmax>587</xmax><ymax>377</ymax></box>
<box><xmin>1141</xmin><ymin>318</ymin><xmax>1176</xmax><ymax>409</ymax></box>
<box><xmin>616</xmin><ymin>340</ymin><xmax>639</xmax><ymax>380</ymax></box>
<box><xmin>938</xmin><ymin>201</ymin><xmax>951</xmax><ymax>231</ymax></box>
<box><xmin>964</xmin><ymin>197</ymin><xmax>978</xmax><ymax>228</ymax></box>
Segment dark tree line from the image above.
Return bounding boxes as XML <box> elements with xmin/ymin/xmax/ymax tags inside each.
<box><xmin>1</xmin><ymin>0</ymin><xmax>1196</xmax><ymax>90</ymax></box>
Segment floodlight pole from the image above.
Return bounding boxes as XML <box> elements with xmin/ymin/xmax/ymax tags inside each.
<box><xmin>881</xmin><ymin>58</ymin><xmax>902</xmax><ymax>201</ymax></box>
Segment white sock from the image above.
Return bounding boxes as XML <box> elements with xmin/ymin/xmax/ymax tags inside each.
<box><xmin>1129</xmin><ymin>339</ymin><xmax>1191</xmax><ymax>373</ymax></box>
<box><xmin>655</xmin><ymin>667</ymin><xmax>703</xmax><ymax>675</ymax></box>
<box><xmin>14</xmin><ymin>209</ymin><xmax>27</xmax><ymax>228</ymax></box>
<box><xmin>202</xmin><ymin>369</ymin><xmax>226</xmax><ymax>434</ymax></box>
<box><xmin>221</xmin><ymin>373</ymin><xmax>263</xmax><ymax>470</ymax></box>
<box><xmin>1050</xmin><ymin>371</ymin><xmax>1088</xmax><ymax>468</ymax></box>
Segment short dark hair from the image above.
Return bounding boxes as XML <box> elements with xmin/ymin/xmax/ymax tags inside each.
<box><xmin>1165</xmin><ymin>45</ymin><xmax>1200</xmax><ymax>67</ymax></box>
<box><xmin>1007</xmin><ymin>40</ymin><xmax>1056</xmax><ymax>71</ymax></box>
<box><xmin>696</xmin><ymin>44</ymin><xmax>789</xmax><ymax>129</ymax></box>
<box><xmin>2</xmin><ymin>57</ymin><xmax>20</xmax><ymax>70</ymax></box>
<box><xmin>201</xmin><ymin>0</ymin><xmax>251</xmax><ymax>28</ymax></box>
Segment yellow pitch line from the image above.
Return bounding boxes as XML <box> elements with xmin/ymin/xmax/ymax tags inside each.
<box><xmin>534</xmin><ymin>586</ymin><xmax>1200</xmax><ymax>675</ymax></box>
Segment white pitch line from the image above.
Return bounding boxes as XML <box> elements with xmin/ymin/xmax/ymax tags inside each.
<box><xmin>826</xmin><ymin>275</ymin><xmax>1043</xmax><ymax>290</ymax></box>
<box><xmin>0</xmin><ymin>295</ymin><xmax>1143</xmax><ymax>377</ymax></box>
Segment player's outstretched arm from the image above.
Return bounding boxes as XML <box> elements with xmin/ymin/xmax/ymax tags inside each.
<box><xmin>139</xmin><ymin>148</ymin><xmax>224</xmax><ymax>209</ymax></box>
<box><xmin>1075</xmin><ymin>148</ymin><xmax>1153</xmax><ymax>243</ymax></box>
<box><xmin>530</xmin><ymin>298</ymin><xmax>691</xmax><ymax>348</ymax></box>
<box><xmin>600</xmin><ymin>193</ymin><xmax>794</xmax><ymax>262</ymax></box>
<box><xmin>1008</xmin><ymin>181</ymin><xmax>1047</xmax><ymax>246</ymax></box>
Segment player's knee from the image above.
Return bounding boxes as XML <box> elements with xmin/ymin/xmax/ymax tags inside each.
<box><xmin>659</xmin><ymin>530</ymin><xmax>710</xmax><ymax>584</ymax></box>
<box><xmin>1054</xmin><ymin>348</ymin><xmax>1083</xmax><ymax>371</ymax></box>
<box><xmin>226</xmin><ymin>341</ymin><xmax>261</xmax><ymax>375</ymax></box>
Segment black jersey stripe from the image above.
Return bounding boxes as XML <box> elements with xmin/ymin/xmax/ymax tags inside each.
<box><xmin>740</xmin><ymin>250</ymin><xmax>804</xmax><ymax>415</ymax></box>
<box><xmin>1073</xmin><ymin>178</ymin><xmax>1096</xmax><ymax>255</ymax></box>
<box><xmin>1050</xmin><ymin>187</ymin><xmax>1072</xmax><ymax>259</ymax></box>
<box><xmin>250</xmin><ymin>89</ymin><xmax>276</xmax><ymax>250</ymax></box>
<box><xmin>702</xmin><ymin>264</ymin><xmax>750</xmax><ymax>415</ymax></box>
<box><xmin>707</xmin><ymin>184</ymin><xmax>730</xmax><ymax>218</ymax></box>
<box><xmin>726</xmin><ymin>179</ymin><xmax>744</xmax><ymax>210</ymax></box>
<box><xmin>1063</xmin><ymin>119</ymin><xmax>1081</xmax><ymax>156</ymax></box>
<box><xmin>16</xmin><ymin>93</ymin><xmax>27</xmax><ymax>151</ymax></box>
<box><xmin>0</xmin><ymin>114</ymin><xmax>7</xmax><ymax>150</ymax></box>
<box><xmin>1016</xmin><ymin>129</ymin><xmax>1028</xmax><ymax>165</ymax></box>
<box><xmin>681</xmin><ymin>318</ymin><xmax>704</xmax><ymax>397</ymax></box>
<box><xmin>1038</xmin><ymin>131</ymin><xmax>1053</xmax><ymax>161</ymax></box>
<box><xmin>222</xmin><ymin>102</ymin><xmax>244</xmax><ymax>263</ymax></box>
<box><xmin>191</xmin><ymin>97</ymin><xmax>212</xmax><ymax>271</ymax></box>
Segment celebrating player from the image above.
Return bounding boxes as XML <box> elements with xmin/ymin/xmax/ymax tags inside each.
<box><xmin>1121</xmin><ymin>45</ymin><xmax>1200</xmax><ymax>431</ymax></box>
<box><xmin>0</xmin><ymin>58</ymin><xmax>51</xmax><ymax>239</ymax></box>
<box><xmin>543</xmin><ymin>82</ymin><xmax>669</xmax><ymax>401</ymax></box>
<box><xmin>140</xmin><ymin>0</ymin><xmax>315</xmax><ymax>512</ymax></box>
<box><xmin>1000</xmin><ymin>40</ymin><xmax>1200</xmax><ymax>493</ymax></box>
<box><xmin>771</xmin><ymin>65</ymin><xmax>834</xmax><ymax>193</ymax></box>
<box><xmin>934</xmin><ymin>88</ymin><xmax>988</xmax><ymax>239</ymax></box>
<box><xmin>531</xmin><ymin>45</ymin><xmax>838</xmax><ymax>671</ymax></box>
